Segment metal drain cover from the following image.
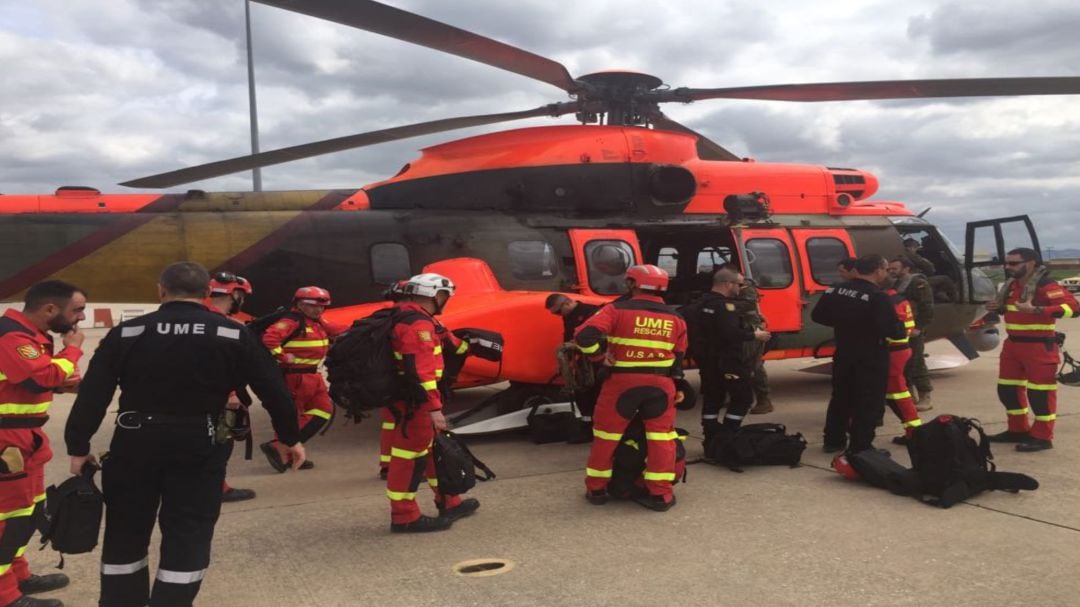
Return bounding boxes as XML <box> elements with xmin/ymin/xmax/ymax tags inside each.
<box><xmin>452</xmin><ymin>558</ymin><xmax>515</xmax><ymax>577</ymax></box>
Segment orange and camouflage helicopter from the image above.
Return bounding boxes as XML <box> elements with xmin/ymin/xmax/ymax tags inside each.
<box><xmin>3</xmin><ymin>0</ymin><xmax>1078</xmax><ymax>431</ymax></box>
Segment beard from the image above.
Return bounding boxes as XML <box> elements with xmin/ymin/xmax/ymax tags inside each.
<box><xmin>47</xmin><ymin>316</ymin><xmax>75</xmax><ymax>334</ymax></box>
<box><xmin>1005</xmin><ymin>266</ymin><xmax>1027</xmax><ymax>280</ymax></box>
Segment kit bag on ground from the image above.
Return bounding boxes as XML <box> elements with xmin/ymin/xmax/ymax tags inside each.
<box><xmin>247</xmin><ymin>306</ymin><xmax>305</xmax><ymax>342</ymax></box>
<box><xmin>704</xmin><ymin>423</ymin><xmax>806</xmax><ymax>472</ymax></box>
<box><xmin>847</xmin><ymin>449</ymin><xmax>922</xmax><ymax>496</ymax></box>
<box><xmin>525</xmin><ymin>398</ymin><xmax>578</xmax><ymax>444</ymax></box>
<box><xmin>432</xmin><ymin>431</ymin><xmax>496</xmax><ymax>495</ymax></box>
<box><xmin>38</xmin><ymin>464</ymin><xmax>104</xmax><ymax>563</ymax></box>
<box><xmin>609</xmin><ymin>418</ymin><xmax>688</xmax><ymax>499</ymax></box>
<box><xmin>325</xmin><ymin>307</ymin><xmax>422</xmax><ymax>416</ymax></box>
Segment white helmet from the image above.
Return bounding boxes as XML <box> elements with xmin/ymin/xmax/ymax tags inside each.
<box><xmin>403</xmin><ymin>273</ymin><xmax>455</xmax><ymax>298</ymax></box>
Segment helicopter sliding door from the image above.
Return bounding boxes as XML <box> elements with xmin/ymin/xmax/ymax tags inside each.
<box><xmin>567</xmin><ymin>229</ymin><xmax>642</xmax><ymax>297</ymax></box>
<box><xmin>964</xmin><ymin>215</ymin><xmax>1041</xmax><ymax>304</ymax></box>
<box><xmin>737</xmin><ymin>228</ymin><xmax>803</xmax><ymax>332</ymax></box>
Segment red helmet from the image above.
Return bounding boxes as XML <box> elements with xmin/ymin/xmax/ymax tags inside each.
<box><xmin>832</xmin><ymin>454</ymin><xmax>860</xmax><ymax>481</ymax></box>
<box><xmin>625</xmin><ymin>264</ymin><xmax>669</xmax><ymax>292</ymax></box>
<box><xmin>210</xmin><ymin>271</ymin><xmax>252</xmax><ymax>295</ymax></box>
<box><xmin>293</xmin><ymin>286</ymin><xmax>331</xmax><ymax>306</ymax></box>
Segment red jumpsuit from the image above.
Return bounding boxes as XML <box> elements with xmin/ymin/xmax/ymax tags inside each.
<box><xmin>884</xmin><ymin>290</ymin><xmax>922</xmax><ymax>437</ymax></box>
<box><xmin>575</xmin><ymin>295</ymin><xmax>687</xmax><ymax>503</ymax></box>
<box><xmin>262</xmin><ymin>311</ymin><xmax>344</xmax><ymax>443</ymax></box>
<box><xmin>385</xmin><ymin>302</ymin><xmax>463</xmax><ymax>524</ymax></box>
<box><xmin>379</xmin><ymin>322</ymin><xmax>468</xmax><ymax>476</ymax></box>
<box><xmin>998</xmin><ymin>276</ymin><xmax>1079</xmax><ymax>440</ymax></box>
<box><xmin>0</xmin><ymin>309</ymin><xmax>81</xmax><ymax>606</ymax></box>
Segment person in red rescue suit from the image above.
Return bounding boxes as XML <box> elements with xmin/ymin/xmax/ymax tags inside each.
<box><xmin>259</xmin><ymin>286</ymin><xmax>346</xmax><ymax>471</ymax></box>
<box><xmin>377</xmin><ymin>281</ymin><xmax>471</xmax><ymax>480</ymax></box>
<box><xmin>0</xmin><ymin>280</ymin><xmax>86</xmax><ymax>607</ymax></box>
<box><xmin>985</xmin><ymin>247</ymin><xmax>1079</xmax><ymax>452</ymax></box>
<box><xmin>881</xmin><ymin>280</ymin><xmax>923</xmax><ymax>445</ymax></box>
<box><xmin>384</xmin><ymin>273</ymin><xmax>480</xmax><ymax>533</ymax></box>
<box><xmin>204</xmin><ymin>272</ymin><xmax>257</xmax><ymax>503</ymax></box>
<box><xmin>574</xmin><ymin>264</ymin><xmax>688</xmax><ymax>512</ymax></box>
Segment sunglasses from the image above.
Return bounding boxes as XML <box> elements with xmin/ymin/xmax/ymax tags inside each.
<box><xmin>213</xmin><ymin>271</ymin><xmax>248</xmax><ymax>285</ymax></box>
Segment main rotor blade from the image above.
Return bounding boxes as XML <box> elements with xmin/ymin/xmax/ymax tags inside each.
<box><xmin>649</xmin><ymin>112</ymin><xmax>741</xmax><ymax>161</ymax></box>
<box><xmin>120</xmin><ymin>103</ymin><xmax>578</xmax><ymax>189</ymax></box>
<box><xmin>659</xmin><ymin>77</ymin><xmax>1080</xmax><ymax>103</ymax></box>
<box><xmin>255</xmin><ymin>0</ymin><xmax>579</xmax><ymax>93</ymax></box>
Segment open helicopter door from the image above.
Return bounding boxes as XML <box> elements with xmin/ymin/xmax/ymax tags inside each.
<box><xmin>567</xmin><ymin>229</ymin><xmax>643</xmax><ymax>296</ymax></box>
<box><xmin>963</xmin><ymin>215</ymin><xmax>1041</xmax><ymax>304</ymax></box>
<box><xmin>735</xmin><ymin>228</ymin><xmax>803</xmax><ymax>332</ymax></box>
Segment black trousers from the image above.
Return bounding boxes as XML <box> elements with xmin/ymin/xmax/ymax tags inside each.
<box><xmin>700</xmin><ymin>360</ymin><xmax>754</xmax><ymax>432</ymax></box>
<box><xmin>100</xmin><ymin>425</ymin><xmax>231</xmax><ymax>607</ymax></box>
<box><xmin>824</xmin><ymin>351</ymin><xmax>888</xmax><ymax>453</ymax></box>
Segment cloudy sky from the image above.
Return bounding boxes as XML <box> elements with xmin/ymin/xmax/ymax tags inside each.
<box><xmin>2</xmin><ymin>0</ymin><xmax>1079</xmax><ymax>251</ymax></box>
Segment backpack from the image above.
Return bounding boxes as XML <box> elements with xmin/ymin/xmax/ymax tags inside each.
<box><xmin>704</xmin><ymin>423</ymin><xmax>806</xmax><ymax>472</ymax></box>
<box><xmin>247</xmin><ymin>307</ymin><xmax>305</xmax><ymax>343</ymax></box>
<box><xmin>38</xmin><ymin>466</ymin><xmax>104</xmax><ymax>564</ymax></box>
<box><xmin>846</xmin><ymin>448</ymin><xmax>922</xmax><ymax>496</ymax></box>
<box><xmin>325</xmin><ymin>308</ymin><xmax>422</xmax><ymax>415</ymax></box>
<box><xmin>678</xmin><ymin>299</ymin><xmax>708</xmax><ymax>363</ymax></box>
<box><xmin>906</xmin><ymin>415</ymin><xmax>1038</xmax><ymax>508</ymax></box>
<box><xmin>432</xmin><ymin>431</ymin><xmax>496</xmax><ymax>495</ymax></box>
<box><xmin>609</xmin><ymin>418</ymin><xmax>688</xmax><ymax>499</ymax></box>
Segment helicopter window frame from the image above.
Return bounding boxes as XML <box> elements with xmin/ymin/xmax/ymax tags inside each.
<box><xmin>369</xmin><ymin>242</ymin><xmax>412</xmax><ymax>286</ymax></box>
<box><xmin>657</xmin><ymin>246</ymin><xmax>679</xmax><ymax>277</ymax></box>
<box><xmin>584</xmin><ymin>239</ymin><xmax>636</xmax><ymax>296</ymax></box>
<box><xmin>805</xmin><ymin>237</ymin><xmax>850</xmax><ymax>286</ymax></box>
<box><xmin>507</xmin><ymin>240</ymin><xmax>559</xmax><ymax>281</ymax></box>
<box><xmin>745</xmin><ymin>238</ymin><xmax>794</xmax><ymax>289</ymax></box>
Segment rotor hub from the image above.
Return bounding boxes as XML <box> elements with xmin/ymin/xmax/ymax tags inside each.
<box><xmin>574</xmin><ymin>71</ymin><xmax>665</xmax><ymax>126</ymax></box>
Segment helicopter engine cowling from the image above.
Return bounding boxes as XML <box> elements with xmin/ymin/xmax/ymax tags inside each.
<box><xmin>965</xmin><ymin>323</ymin><xmax>1001</xmax><ymax>352</ymax></box>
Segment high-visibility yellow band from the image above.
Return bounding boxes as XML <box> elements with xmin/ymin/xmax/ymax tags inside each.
<box><xmin>304</xmin><ymin>408</ymin><xmax>332</xmax><ymax>420</ymax></box>
<box><xmin>612</xmin><ymin>359</ymin><xmax>674</xmax><ymax>368</ymax></box>
<box><xmin>577</xmin><ymin>342</ymin><xmax>600</xmax><ymax>354</ymax></box>
<box><xmin>456</xmin><ymin>342</ymin><xmax>469</xmax><ymax>355</ymax></box>
<box><xmin>0</xmin><ymin>564</ymin><xmax>9</xmax><ymax>576</ymax></box>
<box><xmin>379</xmin><ymin>454</ymin><xmax>391</xmax><ymax>463</ymax></box>
<box><xmin>284</xmin><ymin>339</ymin><xmax>329</xmax><ymax>348</ymax></box>
<box><xmin>585</xmin><ymin>467</ymin><xmax>612</xmax><ymax>478</ymax></box>
<box><xmin>0</xmin><ymin>402</ymin><xmax>50</xmax><ymax>415</ymax></box>
<box><xmin>904</xmin><ymin>321</ymin><xmax>916</xmax><ymax>328</ymax></box>
<box><xmin>0</xmin><ymin>372</ymin><xmax>6</xmax><ymax>382</ymax></box>
<box><xmin>51</xmin><ymin>358</ymin><xmax>75</xmax><ymax>377</ymax></box>
<box><xmin>593</xmin><ymin>429</ymin><xmax>622</xmax><ymax>441</ymax></box>
<box><xmin>14</xmin><ymin>545</ymin><xmax>26</xmax><ymax>558</ymax></box>
<box><xmin>645</xmin><ymin>431</ymin><xmax>678</xmax><ymax>441</ymax></box>
<box><xmin>393</xmin><ymin>352</ymin><xmax>404</xmax><ymax>360</ymax></box>
<box><xmin>1006</xmin><ymin>323</ymin><xmax>1056</xmax><ymax>331</ymax></box>
<box><xmin>1061</xmin><ymin>304</ymin><xmax>1075</xmax><ymax>317</ymax></box>
<box><xmin>1027</xmin><ymin>383</ymin><xmax>1057</xmax><ymax>391</ymax></box>
<box><xmin>624</xmin><ymin>439</ymin><xmax>640</xmax><ymax>450</ymax></box>
<box><xmin>998</xmin><ymin>378</ymin><xmax>1028</xmax><ymax>387</ymax></box>
<box><xmin>1006</xmin><ymin>304</ymin><xmax>1019</xmax><ymax>312</ymax></box>
<box><xmin>886</xmin><ymin>391</ymin><xmax>912</xmax><ymax>401</ymax></box>
<box><xmin>886</xmin><ymin>337</ymin><xmax>910</xmax><ymax>345</ymax></box>
<box><xmin>435</xmin><ymin>369</ymin><xmax>444</xmax><ymax>379</ymax></box>
<box><xmin>643</xmin><ymin>471</ymin><xmax>676</xmax><ymax>481</ymax></box>
<box><xmin>289</xmin><ymin>357</ymin><xmax>323</xmax><ymax>366</ymax></box>
<box><xmin>420</xmin><ymin>380</ymin><xmax>438</xmax><ymax>391</ymax></box>
<box><xmin>390</xmin><ymin>447</ymin><xmax>429</xmax><ymax>460</ymax></box>
<box><xmin>33</xmin><ymin>493</ymin><xmax>45</xmax><ymax>504</ymax></box>
<box><xmin>1006</xmin><ymin>407</ymin><xmax>1030</xmax><ymax>416</ymax></box>
<box><xmin>270</xmin><ymin>346</ymin><xmax>283</xmax><ymax>355</ymax></box>
<box><xmin>903</xmin><ymin>419</ymin><xmax>923</xmax><ymax>428</ymax></box>
<box><xmin>427</xmin><ymin>478</ymin><xmax>439</xmax><ymax>487</ymax></box>
<box><xmin>608</xmin><ymin>337</ymin><xmax>675</xmax><ymax>350</ymax></box>
<box><xmin>433</xmin><ymin>346</ymin><xmax>443</xmax><ymax>356</ymax></box>
<box><xmin>0</xmin><ymin>504</ymin><xmax>35</xmax><ymax>521</ymax></box>
<box><xmin>386</xmin><ymin>490</ymin><xmax>417</xmax><ymax>501</ymax></box>
<box><xmin>1035</xmin><ymin>414</ymin><xmax>1057</xmax><ymax>422</ymax></box>
<box><xmin>381</xmin><ymin>422</ymin><xmax>396</xmax><ymax>430</ymax></box>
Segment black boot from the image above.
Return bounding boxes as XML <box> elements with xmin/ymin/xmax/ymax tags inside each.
<box><xmin>987</xmin><ymin>430</ymin><xmax>1029</xmax><ymax>443</ymax></box>
<box><xmin>221</xmin><ymin>487</ymin><xmax>256</xmax><ymax>503</ymax></box>
<box><xmin>390</xmin><ymin>515</ymin><xmax>452</xmax><ymax>533</ymax></box>
<box><xmin>5</xmin><ymin>596</ymin><xmax>64</xmax><ymax>607</ymax></box>
<box><xmin>19</xmin><ymin>574</ymin><xmax>69</xmax><ymax>595</ymax></box>
<box><xmin>259</xmin><ymin>442</ymin><xmax>287</xmax><ymax>473</ymax></box>
<box><xmin>439</xmin><ymin>498</ymin><xmax>480</xmax><ymax>522</ymax></box>
<box><xmin>585</xmin><ymin>489</ymin><xmax>609</xmax><ymax>505</ymax></box>
<box><xmin>1016</xmin><ymin>438</ymin><xmax>1053</xmax><ymax>452</ymax></box>
<box><xmin>632</xmin><ymin>493</ymin><xmax>676</xmax><ymax>512</ymax></box>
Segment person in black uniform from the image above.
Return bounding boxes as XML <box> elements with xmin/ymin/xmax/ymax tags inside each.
<box><xmin>547</xmin><ymin>294</ymin><xmax>602</xmax><ymax>443</ymax></box>
<box><xmin>693</xmin><ymin>270</ymin><xmax>771</xmax><ymax>438</ymax></box>
<box><xmin>811</xmin><ymin>254</ymin><xmax>906</xmax><ymax>454</ymax></box>
<box><xmin>65</xmin><ymin>262</ymin><xmax>304</xmax><ymax>607</ymax></box>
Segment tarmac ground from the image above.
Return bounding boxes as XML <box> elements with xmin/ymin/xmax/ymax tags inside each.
<box><xmin>31</xmin><ymin>318</ymin><xmax>1080</xmax><ymax>606</ymax></box>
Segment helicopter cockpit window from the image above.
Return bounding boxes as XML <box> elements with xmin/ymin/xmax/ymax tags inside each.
<box><xmin>695</xmin><ymin>247</ymin><xmax>733</xmax><ymax>274</ymax></box>
<box><xmin>806</xmin><ymin>237</ymin><xmax>849</xmax><ymax>285</ymax></box>
<box><xmin>585</xmin><ymin>240</ymin><xmax>635</xmax><ymax>295</ymax></box>
<box><xmin>745</xmin><ymin>238</ymin><xmax>793</xmax><ymax>289</ymax></box>
<box><xmin>370</xmin><ymin>242</ymin><xmax>411</xmax><ymax>285</ymax></box>
<box><xmin>657</xmin><ymin>247</ymin><xmax>679</xmax><ymax>277</ymax></box>
<box><xmin>508</xmin><ymin>240</ymin><xmax>558</xmax><ymax>280</ymax></box>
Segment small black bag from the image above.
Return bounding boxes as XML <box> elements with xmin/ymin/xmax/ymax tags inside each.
<box><xmin>847</xmin><ymin>449</ymin><xmax>922</xmax><ymax>496</ymax></box>
<box><xmin>525</xmin><ymin>400</ymin><xmax>578</xmax><ymax>444</ymax></box>
<box><xmin>38</xmin><ymin>465</ymin><xmax>104</xmax><ymax>563</ymax></box>
<box><xmin>432</xmin><ymin>432</ymin><xmax>495</xmax><ymax>495</ymax></box>
<box><xmin>704</xmin><ymin>423</ymin><xmax>807</xmax><ymax>472</ymax></box>
<box><xmin>609</xmin><ymin>419</ymin><xmax>689</xmax><ymax>499</ymax></box>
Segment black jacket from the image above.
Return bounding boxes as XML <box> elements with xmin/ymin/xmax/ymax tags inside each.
<box><xmin>562</xmin><ymin>302</ymin><xmax>601</xmax><ymax>342</ymax></box>
<box><xmin>66</xmin><ymin>300</ymin><xmax>300</xmax><ymax>456</ymax></box>
<box><xmin>811</xmin><ymin>278</ymin><xmax>906</xmax><ymax>358</ymax></box>
<box><xmin>691</xmin><ymin>291</ymin><xmax>756</xmax><ymax>367</ymax></box>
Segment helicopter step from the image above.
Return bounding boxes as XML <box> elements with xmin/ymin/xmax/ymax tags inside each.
<box><xmin>446</xmin><ymin>382</ymin><xmax>571</xmax><ymax>436</ymax></box>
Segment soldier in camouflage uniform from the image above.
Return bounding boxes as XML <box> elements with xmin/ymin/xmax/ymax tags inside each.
<box><xmin>889</xmin><ymin>257</ymin><xmax>935</xmax><ymax>411</ymax></box>
<box><xmin>740</xmin><ymin>277</ymin><xmax>774</xmax><ymax>414</ymax></box>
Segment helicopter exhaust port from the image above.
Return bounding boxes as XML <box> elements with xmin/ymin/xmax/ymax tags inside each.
<box><xmin>648</xmin><ymin>165</ymin><xmax>696</xmax><ymax>206</ymax></box>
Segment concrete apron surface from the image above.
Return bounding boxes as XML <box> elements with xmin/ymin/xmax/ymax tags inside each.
<box><xmin>32</xmin><ymin>318</ymin><xmax>1080</xmax><ymax>606</ymax></box>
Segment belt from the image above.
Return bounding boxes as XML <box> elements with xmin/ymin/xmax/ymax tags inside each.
<box><xmin>888</xmin><ymin>344</ymin><xmax>911</xmax><ymax>352</ymax></box>
<box><xmin>0</xmin><ymin>417</ymin><xmax>48</xmax><ymax>429</ymax></box>
<box><xmin>116</xmin><ymin>411</ymin><xmax>216</xmax><ymax>431</ymax></box>
<box><xmin>1008</xmin><ymin>336</ymin><xmax>1056</xmax><ymax>344</ymax></box>
<box><xmin>282</xmin><ymin>368</ymin><xmax>318</xmax><ymax>374</ymax></box>
<box><xmin>609</xmin><ymin>367</ymin><xmax>673</xmax><ymax>376</ymax></box>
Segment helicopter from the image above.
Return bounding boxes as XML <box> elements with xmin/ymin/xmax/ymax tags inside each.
<box><xmin>2</xmin><ymin>0</ymin><xmax>1078</xmax><ymax>432</ymax></box>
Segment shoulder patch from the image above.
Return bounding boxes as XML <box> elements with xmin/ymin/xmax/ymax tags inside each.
<box><xmin>417</xmin><ymin>330</ymin><xmax>433</xmax><ymax>343</ymax></box>
<box><xmin>15</xmin><ymin>344</ymin><xmax>40</xmax><ymax>360</ymax></box>
<box><xmin>274</xmin><ymin>321</ymin><xmax>290</xmax><ymax>330</ymax></box>
<box><xmin>1047</xmin><ymin>289</ymin><xmax>1065</xmax><ymax>298</ymax></box>
<box><xmin>725</xmin><ymin>303</ymin><xmax>736</xmax><ymax>311</ymax></box>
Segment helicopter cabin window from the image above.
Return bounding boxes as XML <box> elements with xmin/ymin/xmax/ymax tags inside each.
<box><xmin>585</xmin><ymin>240</ymin><xmax>635</xmax><ymax>295</ymax></box>
<box><xmin>806</xmin><ymin>237</ymin><xmax>849</xmax><ymax>285</ymax></box>
<box><xmin>656</xmin><ymin>247</ymin><xmax>679</xmax><ymax>277</ymax></box>
<box><xmin>370</xmin><ymin>242</ymin><xmax>411</xmax><ymax>285</ymax></box>
<box><xmin>745</xmin><ymin>238</ymin><xmax>793</xmax><ymax>289</ymax></box>
<box><xmin>508</xmin><ymin>241</ymin><xmax>558</xmax><ymax>280</ymax></box>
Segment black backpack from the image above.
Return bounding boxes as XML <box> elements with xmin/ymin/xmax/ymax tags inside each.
<box><xmin>38</xmin><ymin>466</ymin><xmax>104</xmax><ymax>564</ymax></box>
<box><xmin>247</xmin><ymin>307</ymin><xmax>305</xmax><ymax>343</ymax></box>
<box><xmin>325</xmin><ymin>308</ymin><xmax>422</xmax><ymax>415</ymax></box>
<box><xmin>432</xmin><ymin>431</ymin><xmax>495</xmax><ymax>495</ymax></box>
<box><xmin>907</xmin><ymin>415</ymin><xmax>1038</xmax><ymax>508</ymax></box>
<box><xmin>609</xmin><ymin>418</ymin><xmax>688</xmax><ymax>499</ymax></box>
<box><xmin>704</xmin><ymin>423</ymin><xmax>807</xmax><ymax>472</ymax></box>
